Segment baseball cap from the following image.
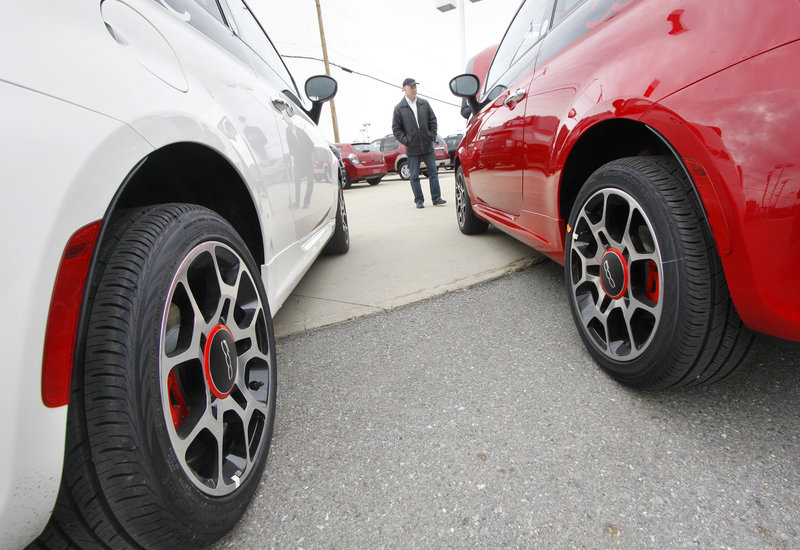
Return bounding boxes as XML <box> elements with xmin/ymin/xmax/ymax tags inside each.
<box><xmin>402</xmin><ymin>78</ymin><xmax>418</xmax><ymax>87</ymax></box>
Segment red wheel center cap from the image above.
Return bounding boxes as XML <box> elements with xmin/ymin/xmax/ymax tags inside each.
<box><xmin>600</xmin><ymin>248</ymin><xmax>628</xmax><ymax>300</ymax></box>
<box><xmin>204</xmin><ymin>325</ymin><xmax>237</xmax><ymax>399</ymax></box>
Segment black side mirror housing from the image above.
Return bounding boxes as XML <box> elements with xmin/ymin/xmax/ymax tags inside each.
<box><xmin>304</xmin><ymin>75</ymin><xmax>338</xmax><ymax>124</ymax></box>
<box><xmin>449</xmin><ymin>73</ymin><xmax>481</xmax><ymax>116</ymax></box>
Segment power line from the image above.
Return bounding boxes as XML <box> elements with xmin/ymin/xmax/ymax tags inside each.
<box><xmin>283</xmin><ymin>54</ymin><xmax>462</xmax><ymax>108</ymax></box>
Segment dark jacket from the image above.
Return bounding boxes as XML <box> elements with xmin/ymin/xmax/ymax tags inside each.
<box><xmin>392</xmin><ymin>97</ymin><xmax>437</xmax><ymax>156</ymax></box>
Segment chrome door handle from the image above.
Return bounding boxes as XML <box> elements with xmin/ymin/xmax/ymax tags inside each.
<box><xmin>272</xmin><ymin>96</ymin><xmax>294</xmax><ymax>116</ymax></box>
<box><xmin>504</xmin><ymin>89</ymin><xmax>527</xmax><ymax>107</ymax></box>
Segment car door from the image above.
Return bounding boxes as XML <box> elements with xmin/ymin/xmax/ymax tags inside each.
<box><xmin>517</xmin><ymin>0</ymin><xmax>635</xmax><ymax>248</ymax></box>
<box><xmin>227</xmin><ymin>0</ymin><xmax>336</xmax><ymax>244</ymax></box>
<box><xmin>156</xmin><ymin>0</ymin><xmax>297</xmax><ymax>260</ymax></box>
<box><xmin>379</xmin><ymin>137</ymin><xmax>401</xmax><ymax>171</ymax></box>
<box><xmin>466</xmin><ymin>0</ymin><xmax>554</xmax><ymax>216</ymax></box>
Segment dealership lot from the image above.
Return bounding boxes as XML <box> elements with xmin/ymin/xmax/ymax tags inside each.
<box><xmin>273</xmin><ymin>172</ymin><xmax>542</xmax><ymax>338</ymax></box>
<box><xmin>8</xmin><ymin>1</ymin><xmax>800</xmax><ymax>547</ymax></box>
<box><xmin>215</xmin><ymin>175</ymin><xmax>800</xmax><ymax>549</ymax></box>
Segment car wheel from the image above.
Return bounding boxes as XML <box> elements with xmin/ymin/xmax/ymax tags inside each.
<box><xmin>37</xmin><ymin>204</ymin><xmax>276</xmax><ymax>549</ymax></box>
<box><xmin>342</xmin><ymin>169</ymin><xmax>352</xmax><ymax>189</ymax></box>
<box><xmin>323</xmin><ymin>184</ymin><xmax>350</xmax><ymax>255</ymax></box>
<box><xmin>367</xmin><ymin>177</ymin><xmax>382</xmax><ymax>185</ymax></box>
<box><xmin>565</xmin><ymin>156</ymin><xmax>752</xmax><ymax>389</ymax></box>
<box><xmin>455</xmin><ymin>166</ymin><xmax>488</xmax><ymax>234</ymax></box>
<box><xmin>398</xmin><ymin>160</ymin><xmax>410</xmax><ymax>180</ymax></box>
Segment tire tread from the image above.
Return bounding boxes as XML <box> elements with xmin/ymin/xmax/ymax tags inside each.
<box><xmin>34</xmin><ymin>204</ymin><xmax>272</xmax><ymax>549</ymax></box>
<box><xmin>566</xmin><ymin>156</ymin><xmax>753</xmax><ymax>389</ymax></box>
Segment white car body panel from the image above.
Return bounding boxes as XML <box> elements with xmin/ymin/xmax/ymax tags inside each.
<box><xmin>0</xmin><ymin>81</ymin><xmax>154</xmax><ymax>549</ymax></box>
<box><xmin>0</xmin><ymin>1</ymin><xmax>339</xmax><ymax>547</ymax></box>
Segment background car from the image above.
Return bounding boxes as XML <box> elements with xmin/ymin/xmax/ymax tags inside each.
<box><xmin>451</xmin><ymin>0</ymin><xmax>800</xmax><ymax>390</ymax></box>
<box><xmin>435</xmin><ymin>134</ymin><xmax>451</xmax><ymax>169</ymax></box>
<box><xmin>0</xmin><ymin>1</ymin><xmax>347</xmax><ymax>548</ymax></box>
<box><xmin>334</xmin><ymin>142</ymin><xmax>388</xmax><ymax>188</ymax></box>
<box><xmin>444</xmin><ymin>133</ymin><xmax>463</xmax><ymax>168</ymax></box>
<box><xmin>371</xmin><ymin>134</ymin><xmax>449</xmax><ymax>180</ymax></box>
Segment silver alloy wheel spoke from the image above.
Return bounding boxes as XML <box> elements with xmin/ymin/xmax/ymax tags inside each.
<box><xmin>339</xmin><ymin>188</ymin><xmax>348</xmax><ymax>233</ymax></box>
<box><xmin>570</xmin><ymin>188</ymin><xmax>663</xmax><ymax>361</ymax></box>
<box><xmin>456</xmin><ymin>172</ymin><xmax>466</xmax><ymax>226</ymax></box>
<box><xmin>160</xmin><ymin>241</ymin><xmax>271</xmax><ymax>496</ymax></box>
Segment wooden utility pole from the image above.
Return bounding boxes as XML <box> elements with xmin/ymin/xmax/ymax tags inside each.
<box><xmin>314</xmin><ymin>0</ymin><xmax>340</xmax><ymax>142</ymax></box>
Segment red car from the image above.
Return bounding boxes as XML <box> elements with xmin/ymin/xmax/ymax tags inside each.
<box><xmin>371</xmin><ymin>134</ymin><xmax>449</xmax><ymax>180</ymax></box>
<box><xmin>451</xmin><ymin>0</ymin><xmax>800</xmax><ymax>389</ymax></box>
<box><xmin>334</xmin><ymin>142</ymin><xmax>387</xmax><ymax>188</ymax></box>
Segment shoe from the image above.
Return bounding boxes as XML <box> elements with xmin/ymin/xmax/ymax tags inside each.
<box><xmin>416</xmin><ymin>202</ymin><xmax>424</xmax><ymax>209</ymax></box>
<box><xmin>433</xmin><ymin>198</ymin><xmax>447</xmax><ymax>206</ymax></box>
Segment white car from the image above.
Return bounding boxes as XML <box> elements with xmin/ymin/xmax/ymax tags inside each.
<box><xmin>0</xmin><ymin>1</ymin><xmax>348</xmax><ymax>548</ymax></box>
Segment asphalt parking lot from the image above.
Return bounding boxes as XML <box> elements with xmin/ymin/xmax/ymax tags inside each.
<box><xmin>215</xmin><ymin>173</ymin><xmax>800</xmax><ymax>549</ymax></box>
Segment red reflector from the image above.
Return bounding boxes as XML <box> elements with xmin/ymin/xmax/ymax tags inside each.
<box><xmin>42</xmin><ymin>220</ymin><xmax>102</xmax><ymax>408</ymax></box>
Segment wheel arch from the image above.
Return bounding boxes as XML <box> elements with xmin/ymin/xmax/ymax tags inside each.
<box><xmin>454</xmin><ymin>155</ymin><xmax>463</xmax><ymax>175</ymax></box>
<box><xmin>395</xmin><ymin>155</ymin><xmax>408</xmax><ymax>172</ymax></box>
<box><xmin>558</xmin><ymin>117</ymin><xmax>731</xmax><ymax>258</ymax></box>
<box><xmin>69</xmin><ymin>142</ymin><xmax>266</xmax><ymax>423</ymax></box>
<box><xmin>109</xmin><ymin>142</ymin><xmax>264</xmax><ymax>266</ymax></box>
<box><xmin>558</xmin><ymin>118</ymin><xmax>678</xmax><ymax>226</ymax></box>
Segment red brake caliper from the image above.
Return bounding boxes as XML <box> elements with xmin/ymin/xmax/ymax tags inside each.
<box><xmin>645</xmin><ymin>260</ymin><xmax>659</xmax><ymax>302</ymax></box>
<box><xmin>168</xmin><ymin>370</ymin><xmax>189</xmax><ymax>429</ymax></box>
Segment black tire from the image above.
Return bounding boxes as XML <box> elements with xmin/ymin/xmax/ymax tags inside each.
<box><xmin>323</xmin><ymin>184</ymin><xmax>350</xmax><ymax>255</ymax></box>
<box><xmin>367</xmin><ymin>177</ymin><xmax>382</xmax><ymax>185</ymax></box>
<box><xmin>564</xmin><ymin>156</ymin><xmax>752</xmax><ymax>389</ymax></box>
<box><xmin>36</xmin><ymin>204</ymin><xmax>277</xmax><ymax>549</ymax></box>
<box><xmin>398</xmin><ymin>159</ymin><xmax>410</xmax><ymax>180</ymax></box>
<box><xmin>455</xmin><ymin>166</ymin><xmax>488</xmax><ymax>235</ymax></box>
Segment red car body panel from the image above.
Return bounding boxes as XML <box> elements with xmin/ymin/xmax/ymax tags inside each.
<box><xmin>649</xmin><ymin>43</ymin><xmax>800</xmax><ymax>341</ymax></box>
<box><xmin>372</xmin><ymin>134</ymin><xmax>449</xmax><ymax>173</ymax></box>
<box><xmin>434</xmin><ymin>140</ymin><xmax>449</xmax><ymax>163</ymax></box>
<box><xmin>465</xmin><ymin>43</ymin><xmax>498</xmax><ymax>92</ymax></box>
<box><xmin>335</xmin><ymin>142</ymin><xmax>387</xmax><ymax>183</ymax></box>
<box><xmin>457</xmin><ymin>0</ymin><xmax>800</xmax><ymax>341</ymax></box>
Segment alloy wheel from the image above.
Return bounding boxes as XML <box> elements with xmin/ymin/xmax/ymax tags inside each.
<box><xmin>456</xmin><ymin>169</ymin><xmax>467</xmax><ymax>227</ymax></box>
<box><xmin>339</xmin><ymin>186</ymin><xmax>349</xmax><ymax>236</ymax></box>
<box><xmin>567</xmin><ymin>187</ymin><xmax>663</xmax><ymax>361</ymax></box>
<box><xmin>160</xmin><ymin>241</ymin><xmax>272</xmax><ymax>496</ymax></box>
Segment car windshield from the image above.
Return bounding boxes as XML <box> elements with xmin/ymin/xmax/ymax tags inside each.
<box><xmin>353</xmin><ymin>144</ymin><xmax>378</xmax><ymax>153</ymax></box>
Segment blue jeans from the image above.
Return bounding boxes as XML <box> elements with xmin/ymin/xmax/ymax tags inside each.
<box><xmin>407</xmin><ymin>150</ymin><xmax>441</xmax><ymax>204</ymax></box>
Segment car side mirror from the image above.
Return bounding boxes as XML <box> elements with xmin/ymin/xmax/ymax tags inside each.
<box><xmin>449</xmin><ymin>73</ymin><xmax>481</xmax><ymax>116</ymax></box>
<box><xmin>305</xmin><ymin>75</ymin><xmax>338</xmax><ymax>124</ymax></box>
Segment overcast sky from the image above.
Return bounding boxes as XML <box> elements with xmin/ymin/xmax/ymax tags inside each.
<box><xmin>252</xmin><ymin>0</ymin><xmax>521</xmax><ymax>143</ymax></box>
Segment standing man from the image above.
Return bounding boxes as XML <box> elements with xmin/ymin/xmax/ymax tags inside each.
<box><xmin>392</xmin><ymin>78</ymin><xmax>446</xmax><ymax>208</ymax></box>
